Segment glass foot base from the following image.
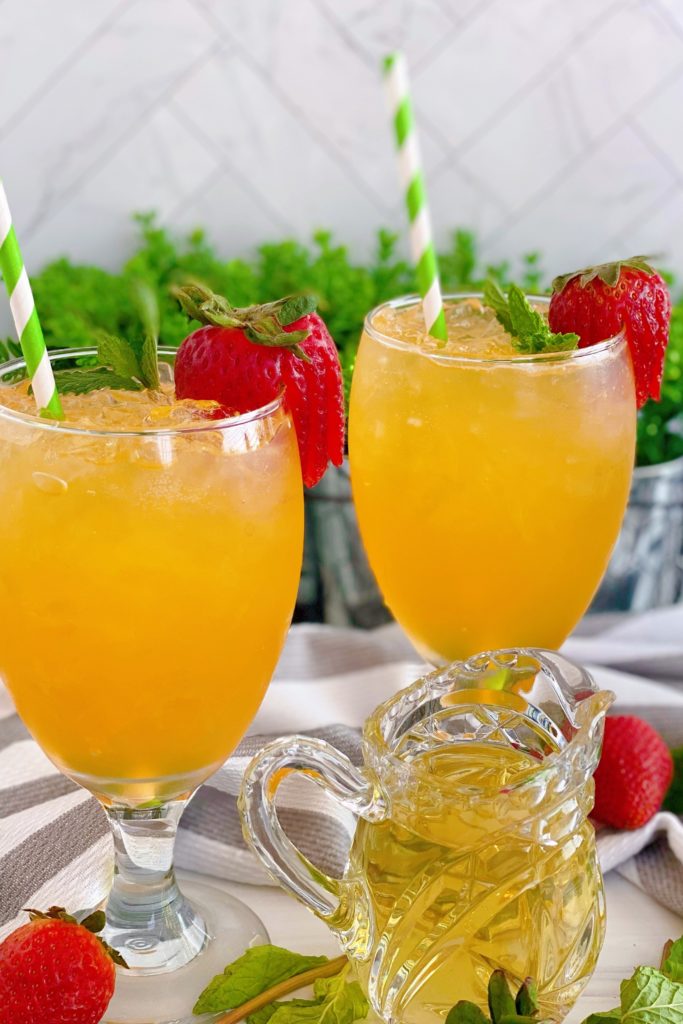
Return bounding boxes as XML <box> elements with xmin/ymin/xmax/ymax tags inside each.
<box><xmin>104</xmin><ymin>879</ymin><xmax>269</xmax><ymax>1023</ymax></box>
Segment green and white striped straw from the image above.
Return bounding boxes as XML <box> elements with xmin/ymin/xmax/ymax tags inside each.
<box><xmin>0</xmin><ymin>181</ymin><xmax>63</xmax><ymax>418</ymax></box>
<box><xmin>383</xmin><ymin>52</ymin><xmax>447</xmax><ymax>342</ymax></box>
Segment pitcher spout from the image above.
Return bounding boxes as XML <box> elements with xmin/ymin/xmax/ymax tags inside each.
<box><xmin>520</xmin><ymin>649</ymin><xmax>615</xmax><ymax>773</ymax></box>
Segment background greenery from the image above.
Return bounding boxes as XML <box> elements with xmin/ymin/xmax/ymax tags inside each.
<box><xmin>2</xmin><ymin>213</ymin><xmax>681</xmax><ymax>466</ymax></box>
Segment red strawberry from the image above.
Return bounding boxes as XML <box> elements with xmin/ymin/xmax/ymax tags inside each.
<box><xmin>0</xmin><ymin>906</ymin><xmax>126</xmax><ymax>1024</ymax></box>
<box><xmin>548</xmin><ymin>257</ymin><xmax>671</xmax><ymax>407</ymax></box>
<box><xmin>592</xmin><ymin>715</ymin><xmax>674</xmax><ymax>830</ymax></box>
<box><xmin>173</xmin><ymin>285</ymin><xmax>345</xmax><ymax>488</ymax></box>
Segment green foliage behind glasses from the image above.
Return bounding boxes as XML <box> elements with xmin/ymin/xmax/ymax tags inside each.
<box><xmin>1</xmin><ymin>212</ymin><xmax>681</xmax><ymax>466</ymax></box>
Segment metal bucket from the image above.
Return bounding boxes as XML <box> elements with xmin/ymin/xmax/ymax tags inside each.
<box><xmin>297</xmin><ymin>455</ymin><xmax>683</xmax><ymax>624</ymax></box>
<box><xmin>303</xmin><ymin>459</ymin><xmax>390</xmax><ymax>628</ymax></box>
<box><xmin>591</xmin><ymin>455</ymin><xmax>683</xmax><ymax>612</ymax></box>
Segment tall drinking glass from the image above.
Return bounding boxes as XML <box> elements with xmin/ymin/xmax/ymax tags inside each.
<box><xmin>349</xmin><ymin>295</ymin><xmax>636</xmax><ymax>663</ymax></box>
<box><xmin>0</xmin><ymin>350</ymin><xmax>304</xmax><ymax>1022</ymax></box>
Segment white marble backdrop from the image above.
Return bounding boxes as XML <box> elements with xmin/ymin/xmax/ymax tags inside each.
<box><xmin>2</xmin><ymin>0</ymin><xmax>683</xmax><ymax>285</ymax></box>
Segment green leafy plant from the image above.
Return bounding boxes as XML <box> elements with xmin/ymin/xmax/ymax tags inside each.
<box><xmin>2</xmin><ymin>214</ymin><xmax>682</xmax><ymax>465</ymax></box>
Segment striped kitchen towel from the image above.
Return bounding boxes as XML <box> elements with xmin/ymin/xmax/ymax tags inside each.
<box><xmin>1</xmin><ymin>619</ymin><xmax>683</xmax><ymax>939</ymax></box>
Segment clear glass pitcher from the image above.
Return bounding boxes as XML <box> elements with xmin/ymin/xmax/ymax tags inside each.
<box><xmin>240</xmin><ymin>650</ymin><xmax>613</xmax><ymax>1024</ymax></box>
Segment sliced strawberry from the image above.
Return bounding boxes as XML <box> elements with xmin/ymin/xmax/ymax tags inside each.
<box><xmin>173</xmin><ymin>286</ymin><xmax>345</xmax><ymax>487</ymax></box>
<box><xmin>548</xmin><ymin>257</ymin><xmax>671</xmax><ymax>408</ymax></box>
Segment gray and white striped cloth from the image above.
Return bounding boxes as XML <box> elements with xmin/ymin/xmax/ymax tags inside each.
<box><xmin>2</xmin><ymin>617</ymin><xmax>683</xmax><ymax>940</ymax></box>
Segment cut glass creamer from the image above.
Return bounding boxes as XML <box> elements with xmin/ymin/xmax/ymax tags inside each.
<box><xmin>240</xmin><ymin>649</ymin><xmax>614</xmax><ymax>1024</ymax></box>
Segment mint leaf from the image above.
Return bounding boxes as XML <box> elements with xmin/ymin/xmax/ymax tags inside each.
<box><xmin>516</xmin><ymin>980</ymin><xmax>540</xmax><ymax>1017</ymax></box>
<box><xmin>96</xmin><ymin>331</ymin><xmax>142</xmax><ymax>381</ymax></box>
<box><xmin>582</xmin><ymin>1013</ymin><xmax>621</xmax><ymax>1024</ymax></box>
<box><xmin>193</xmin><ymin>946</ymin><xmax>329</xmax><ymax>1015</ymax></box>
<box><xmin>446</xmin><ymin>1002</ymin><xmax>491</xmax><ymax>1024</ymax></box>
<box><xmin>307</xmin><ymin>974</ymin><xmax>367</xmax><ymax>1024</ymax></box>
<box><xmin>140</xmin><ymin>335</ymin><xmax>160</xmax><ymax>389</ymax></box>
<box><xmin>482</xmin><ymin>280</ymin><xmax>579</xmax><ymax>354</ymax></box>
<box><xmin>482</xmin><ymin>279</ymin><xmax>513</xmax><ymax>335</ymax></box>
<box><xmin>489</xmin><ymin>970</ymin><xmax>517</xmax><ymax>1024</ymax></box>
<box><xmin>663</xmin><ymin>938</ymin><xmax>683</xmax><ymax>983</ymax></box>
<box><xmin>248</xmin><ymin>1000</ymin><xmax>321</xmax><ymax>1024</ymax></box>
<box><xmin>52</xmin><ymin>368</ymin><xmax>142</xmax><ymax>396</ymax></box>
<box><xmin>619</xmin><ymin>966</ymin><xmax>683</xmax><ymax>1024</ymax></box>
<box><xmin>132</xmin><ymin>279</ymin><xmax>161</xmax><ymax>389</ymax></box>
<box><xmin>507</xmin><ymin>286</ymin><xmax>553</xmax><ymax>353</ymax></box>
<box><xmin>252</xmin><ymin>975</ymin><xmax>368</xmax><ymax>1024</ymax></box>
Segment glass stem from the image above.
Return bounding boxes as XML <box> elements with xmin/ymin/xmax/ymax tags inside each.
<box><xmin>102</xmin><ymin>800</ymin><xmax>208</xmax><ymax>972</ymax></box>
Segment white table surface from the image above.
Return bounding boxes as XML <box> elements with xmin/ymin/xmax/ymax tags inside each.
<box><xmin>198</xmin><ymin>870</ymin><xmax>682</xmax><ymax>1024</ymax></box>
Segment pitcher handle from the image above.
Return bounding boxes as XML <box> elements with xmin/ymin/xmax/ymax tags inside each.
<box><xmin>239</xmin><ymin>735</ymin><xmax>388</xmax><ymax>929</ymax></box>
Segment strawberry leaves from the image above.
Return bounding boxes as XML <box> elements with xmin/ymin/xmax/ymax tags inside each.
<box><xmin>23</xmin><ymin>906</ymin><xmax>128</xmax><ymax>968</ymax></box>
<box><xmin>482</xmin><ymin>280</ymin><xmax>578</xmax><ymax>354</ymax></box>
<box><xmin>171</xmin><ymin>282</ymin><xmax>317</xmax><ymax>360</ymax></box>
<box><xmin>552</xmin><ymin>256</ymin><xmax>658</xmax><ymax>293</ymax></box>
<box><xmin>277</xmin><ymin>294</ymin><xmax>319</xmax><ymax>326</ymax></box>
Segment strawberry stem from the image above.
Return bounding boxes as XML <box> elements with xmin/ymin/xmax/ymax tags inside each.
<box><xmin>172</xmin><ymin>282</ymin><xmax>316</xmax><ymax>361</ymax></box>
<box><xmin>551</xmin><ymin>255</ymin><xmax>659</xmax><ymax>293</ymax></box>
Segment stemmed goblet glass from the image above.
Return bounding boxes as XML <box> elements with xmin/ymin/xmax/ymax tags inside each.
<box><xmin>349</xmin><ymin>294</ymin><xmax>636</xmax><ymax>663</ymax></box>
<box><xmin>0</xmin><ymin>349</ymin><xmax>304</xmax><ymax>1022</ymax></box>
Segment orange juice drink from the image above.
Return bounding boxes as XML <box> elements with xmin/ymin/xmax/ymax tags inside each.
<box><xmin>349</xmin><ymin>295</ymin><xmax>636</xmax><ymax>662</ymax></box>
<box><xmin>0</xmin><ymin>375</ymin><xmax>303</xmax><ymax>801</ymax></box>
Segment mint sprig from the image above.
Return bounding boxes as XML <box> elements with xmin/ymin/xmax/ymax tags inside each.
<box><xmin>51</xmin><ymin>282</ymin><xmax>163</xmax><ymax>397</ymax></box>
<box><xmin>132</xmin><ymin>279</ymin><xmax>161</xmax><ymax>389</ymax></box>
<box><xmin>194</xmin><ymin>946</ymin><xmax>329</xmax><ymax>1015</ymax></box>
<box><xmin>482</xmin><ymin>279</ymin><xmax>578</xmax><ymax>354</ymax></box>
<box><xmin>192</xmin><ymin>945</ymin><xmax>367</xmax><ymax>1024</ymax></box>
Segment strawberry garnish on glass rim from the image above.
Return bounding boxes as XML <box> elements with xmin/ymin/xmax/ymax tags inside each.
<box><xmin>173</xmin><ymin>284</ymin><xmax>345</xmax><ymax>488</ymax></box>
<box><xmin>548</xmin><ymin>256</ymin><xmax>671</xmax><ymax>408</ymax></box>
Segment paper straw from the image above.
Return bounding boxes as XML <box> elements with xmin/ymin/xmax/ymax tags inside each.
<box><xmin>0</xmin><ymin>181</ymin><xmax>63</xmax><ymax>418</ymax></box>
<box><xmin>382</xmin><ymin>52</ymin><xmax>447</xmax><ymax>342</ymax></box>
